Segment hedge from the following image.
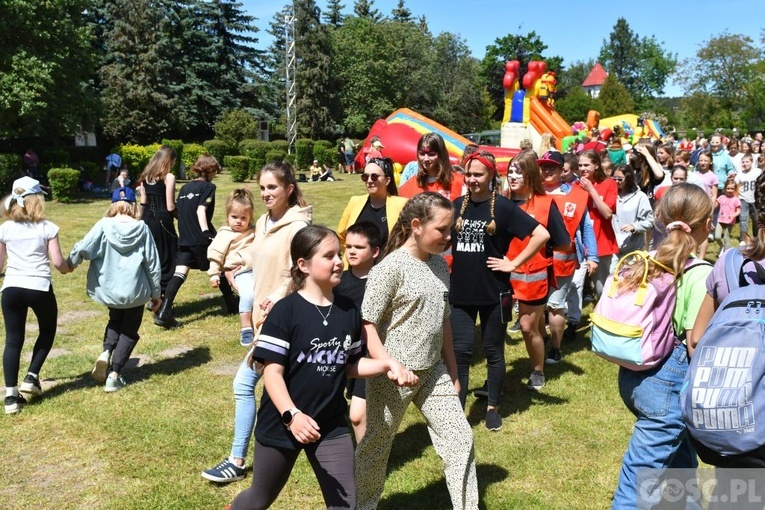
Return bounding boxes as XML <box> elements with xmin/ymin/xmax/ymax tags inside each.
<box><xmin>203</xmin><ymin>139</ymin><xmax>232</xmax><ymax>164</ymax></box>
<box><xmin>295</xmin><ymin>138</ymin><xmax>314</xmax><ymax>169</ymax></box>
<box><xmin>118</xmin><ymin>144</ymin><xmax>154</xmax><ymax>177</ymax></box>
<box><xmin>47</xmin><ymin>167</ymin><xmax>80</xmax><ymax>203</ymax></box>
<box><xmin>265</xmin><ymin>149</ymin><xmax>287</xmax><ymax>163</ymax></box>
<box><xmin>182</xmin><ymin>143</ymin><xmax>208</xmax><ymax>170</ymax></box>
<box><xmin>0</xmin><ymin>153</ymin><xmax>21</xmax><ymax>195</ymax></box>
<box><xmin>243</xmin><ymin>141</ymin><xmax>270</xmax><ymax>176</ymax></box>
<box><xmin>223</xmin><ymin>156</ymin><xmax>251</xmax><ymax>183</ymax></box>
<box><xmin>313</xmin><ymin>145</ymin><xmax>336</xmax><ymax>168</ymax></box>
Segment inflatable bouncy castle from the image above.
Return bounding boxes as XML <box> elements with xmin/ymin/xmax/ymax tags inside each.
<box><xmin>501</xmin><ymin>60</ymin><xmax>574</xmax><ymax>151</ymax></box>
<box><xmin>355</xmin><ymin>108</ymin><xmax>519</xmax><ymax>175</ymax></box>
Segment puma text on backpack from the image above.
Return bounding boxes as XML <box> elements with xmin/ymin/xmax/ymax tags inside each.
<box><xmin>681</xmin><ymin>249</ymin><xmax>765</xmax><ymax>460</ymax></box>
<box><xmin>590</xmin><ymin>251</ymin><xmax>709</xmax><ymax>371</ymax></box>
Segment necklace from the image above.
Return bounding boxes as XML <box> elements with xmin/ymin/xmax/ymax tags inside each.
<box><xmin>314</xmin><ymin>303</ymin><xmax>333</xmax><ymax>326</ymax></box>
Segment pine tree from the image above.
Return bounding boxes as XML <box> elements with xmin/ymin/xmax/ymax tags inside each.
<box><xmin>391</xmin><ymin>0</ymin><xmax>412</xmax><ymax>22</ymax></box>
<box><xmin>323</xmin><ymin>0</ymin><xmax>345</xmax><ymax>27</ymax></box>
<box><xmin>353</xmin><ymin>0</ymin><xmax>382</xmax><ymax>21</ymax></box>
<box><xmin>100</xmin><ymin>0</ymin><xmax>179</xmax><ymax>142</ymax></box>
<box><xmin>598</xmin><ymin>74</ymin><xmax>635</xmax><ymax>117</ymax></box>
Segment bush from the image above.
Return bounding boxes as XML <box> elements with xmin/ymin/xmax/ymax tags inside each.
<box><xmin>223</xmin><ymin>156</ymin><xmax>251</xmax><ymax>183</ymax></box>
<box><xmin>270</xmin><ymin>140</ymin><xmax>289</xmax><ymax>152</ymax></box>
<box><xmin>47</xmin><ymin>167</ymin><xmax>80</xmax><ymax>203</ymax></box>
<box><xmin>119</xmin><ymin>144</ymin><xmax>154</xmax><ymax>176</ymax></box>
<box><xmin>294</xmin><ymin>138</ymin><xmax>315</xmax><ymax>170</ymax></box>
<box><xmin>203</xmin><ymin>139</ymin><xmax>232</xmax><ymax>164</ymax></box>
<box><xmin>182</xmin><ymin>143</ymin><xmax>208</xmax><ymax>170</ymax></box>
<box><xmin>214</xmin><ymin>109</ymin><xmax>259</xmax><ymax>146</ymax></box>
<box><xmin>313</xmin><ymin>145</ymin><xmax>335</xmax><ymax>168</ymax></box>
<box><xmin>265</xmin><ymin>149</ymin><xmax>287</xmax><ymax>164</ymax></box>
<box><xmin>243</xmin><ymin>141</ymin><xmax>270</xmax><ymax>175</ymax></box>
<box><xmin>161</xmin><ymin>139</ymin><xmax>184</xmax><ymax>175</ymax></box>
<box><xmin>0</xmin><ymin>153</ymin><xmax>21</xmax><ymax>195</ymax></box>
<box><xmin>78</xmin><ymin>161</ymin><xmax>100</xmax><ymax>183</ymax></box>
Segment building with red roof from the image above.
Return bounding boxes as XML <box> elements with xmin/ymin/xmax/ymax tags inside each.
<box><xmin>582</xmin><ymin>63</ymin><xmax>608</xmax><ymax>98</ymax></box>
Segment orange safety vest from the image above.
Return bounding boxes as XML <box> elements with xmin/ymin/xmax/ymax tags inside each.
<box><xmin>507</xmin><ymin>195</ymin><xmax>553</xmax><ymax>301</ymax></box>
<box><xmin>549</xmin><ymin>186</ymin><xmax>589</xmax><ymax>278</ymax></box>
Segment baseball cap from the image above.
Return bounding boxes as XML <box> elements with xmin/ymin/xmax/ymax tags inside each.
<box><xmin>536</xmin><ymin>151</ymin><xmax>564</xmax><ymax>167</ymax></box>
<box><xmin>112</xmin><ymin>186</ymin><xmax>136</xmax><ymax>203</ymax></box>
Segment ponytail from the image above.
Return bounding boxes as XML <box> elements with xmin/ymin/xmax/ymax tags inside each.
<box><xmin>385</xmin><ymin>192</ymin><xmax>452</xmax><ymax>257</ymax></box>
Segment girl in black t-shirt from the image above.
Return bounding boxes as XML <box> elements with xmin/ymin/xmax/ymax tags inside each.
<box><xmin>228</xmin><ymin>226</ymin><xmax>416</xmax><ymax>510</ymax></box>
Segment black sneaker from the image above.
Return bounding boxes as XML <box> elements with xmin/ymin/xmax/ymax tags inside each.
<box><xmin>5</xmin><ymin>394</ymin><xmax>27</xmax><ymax>415</ymax></box>
<box><xmin>508</xmin><ymin>320</ymin><xmax>521</xmax><ymax>333</ymax></box>
<box><xmin>473</xmin><ymin>380</ymin><xmax>489</xmax><ymax>398</ymax></box>
<box><xmin>563</xmin><ymin>322</ymin><xmax>577</xmax><ymax>343</ymax></box>
<box><xmin>20</xmin><ymin>374</ymin><xmax>42</xmax><ymax>396</ymax></box>
<box><xmin>485</xmin><ymin>409</ymin><xmax>502</xmax><ymax>431</ymax></box>
<box><xmin>202</xmin><ymin>458</ymin><xmax>246</xmax><ymax>483</ymax></box>
<box><xmin>545</xmin><ymin>348</ymin><xmax>563</xmax><ymax>364</ymax></box>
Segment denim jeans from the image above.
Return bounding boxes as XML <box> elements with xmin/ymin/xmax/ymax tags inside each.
<box><xmin>612</xmin><ymin>343</ymin><xmax>698</xmax><ymax>509</ymax></box>
<box><xmin>234</xmin><ymin>270</ymin><xmax>254</xmax><ymax>315</ymax></box>
<box><xmin>231</xmin><ymin>346</ymin><xmax>260</xmax><ymax>460</ymax></box>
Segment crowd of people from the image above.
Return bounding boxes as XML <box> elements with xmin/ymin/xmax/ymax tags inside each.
<box><xmin>2</xmin><ymin>128</ymin><xmax>764</xmax><ymax>508</ymax></box>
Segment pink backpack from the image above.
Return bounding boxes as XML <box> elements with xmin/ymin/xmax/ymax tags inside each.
<box><xmin>590</xmin><ymin>251</ymin><xmax>708</xmax><ymax>371</ymax></box>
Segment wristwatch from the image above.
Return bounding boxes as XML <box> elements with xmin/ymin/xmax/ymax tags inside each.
<box><xmin>281</xmin><ymin>408</ymin><xmax>301</xmax><ymax>427</ymax></box>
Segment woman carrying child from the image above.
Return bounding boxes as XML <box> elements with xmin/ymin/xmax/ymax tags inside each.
<box><xmin>68</xmin><ymin>187</ymin><xmax>161</xmax><ymax>392</ymax></box>
<box><xmin>207</xmin><ymin>189</ymin><xmax>257</xmax><ymax>346</ymax></box>
<box><xmin>1</xmin><ymin>177</ymin><xmax>71</xmax><ymax>414</ymax></box>
<box><xmin>228</xmin><ymin>226</ymin><xmax>415</xmax><ymax>509</ymax></box>
<box><xmin>612</xmin><ymin>183</ymin><xmax>714</xmax><ymax>508</ymax></box>
<box><xmin>355</xmin><ymin>192</ymin><xmax>479</xmax><ymax>510</ymax></box>
<box><xmin>202</xmin><ymin>161</ymin><xmax>312</xmax><ymax>483</ymax></box>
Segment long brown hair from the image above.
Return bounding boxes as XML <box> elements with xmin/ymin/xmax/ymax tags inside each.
<box><xmin>579</xmin><ymin>150</ymin><xmax>607</xmax><ymax>182</ymax></box>
<box><xmin>416</xmin><ymin>133</ymin><xmax>453</xmax><ymax>189</ymax></box>
<box><xmin>140</xmin><ymin>145</ymin><xmax>177</xmax><ymax>183</ymax></box>
<box><xmin>260</xmin><ymin>161</ymin><xmax>307</xmax><ymax>207</ymax></box>
<box><xmin>385</xmin><ymin>192</ymin><xmax>452</xmax><ymax>256</ymax></box>
<box><xmin>287</xmin><ymin>225</ymin><xmax>339</xmax><ymax>294</ymax></box>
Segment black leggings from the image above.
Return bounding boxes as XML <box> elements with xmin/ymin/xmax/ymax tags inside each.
<box><xmin>450</xmin><ymin>303</ymin><xmax>506</xmax><ymax>407</ymax></box>
<box><xmin>230</xmin><ymin>434</ymin><xmax>356</xmax><ymax>510</ymax></box>
<box><xmin>2</xmin><ymin>286</ymin><xmax>58</xmax><ymax>387</ymax></box>
<box><xmin>103</xmin><ymin>306</ymin><xmax>144</xmax><ymax>374</ymax></box>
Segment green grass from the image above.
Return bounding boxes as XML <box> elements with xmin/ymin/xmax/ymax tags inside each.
<box><xmin>0</xmin><ymin>173</ymin><xmax>724</xmax><ymax>509</ymax></box>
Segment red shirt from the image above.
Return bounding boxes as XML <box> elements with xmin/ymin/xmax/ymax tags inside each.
<box><xmin>399</xmin><ymin>171</ymin><xmax>465</xmax><ymax>200</ymax></box>
<box><xmin>585</xmin><ymin>179</ymin><xmax>619</xmax><ymax>256</ymax></box>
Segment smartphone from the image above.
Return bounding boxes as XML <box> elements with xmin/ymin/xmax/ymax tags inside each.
<box><xmin>499</xmin><ymin>290</ymin><xmax>514</xmax><ymax>324</ymax></box>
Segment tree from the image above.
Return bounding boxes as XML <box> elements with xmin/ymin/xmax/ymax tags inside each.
<box><xmin>353</xmin><ymin>0</ymin><xmax>382</xmax><ymax>21</ymax></box>
<box><xmin>480</xmin><ymin>31</ymin><xmax>564</xmax><ymax>120</ymax></box>
<box><xmin>555</xmin><ymin>87</ymin><xmax>597</xmax><ymax>125</ymax></box>
<box><xmin>391</xmin><ymin>0</ymin><xmax>413</xmax><ymax>23</ymax></box>
<box><xmin>598</xmin><ymin>18</ymin><xmax>677</xmax><ymax>102</ymax></box>
<box><xmin>100</xmin><ymin>0</ymin><xmax>179</xmax><ymax>143</ymax></box>
<box><xmin>323</xmin><ymin>0</ymin><xmax>345</xmax><ymax>27</ymax></box>
<box><xmin>214</xmin><ymin>108</ymin><xmax>260</xmax><ymax>145</ymax></box>
<box><xmin>0</xmin><ymin>0</ymin><xmax>96</xmax><ymax>140</ymax></box>
<box><xmin>597</xmin><ymin>74</ymin><xmax>634</xmax><ymax>118</ymax></box>
<box><xmin>556</xmin><ymin>59</ymin><xmax>595</xmax><ymax>97</ymax></box>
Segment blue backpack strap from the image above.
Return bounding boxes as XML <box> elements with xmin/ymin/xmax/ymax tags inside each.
<box><xmin>724</xmin><ymin>248</ymin><xmax>744</xmax><ymax>294</ymax></box>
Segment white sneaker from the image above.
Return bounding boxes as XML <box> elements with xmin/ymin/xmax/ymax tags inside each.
<box><xmin>92</xmin><ymin>350</ymin><xmax>110</xmax><ymax>383</ymax></box>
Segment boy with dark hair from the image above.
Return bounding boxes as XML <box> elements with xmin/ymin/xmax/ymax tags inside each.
<box><xmin>333</xmin><ymin>221</ymin><xmax>382</xmax><ymax>443</ymax></box>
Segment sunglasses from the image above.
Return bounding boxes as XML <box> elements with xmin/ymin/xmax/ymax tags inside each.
<box><xmin>361</xmin><ymin>173</ymin><xmax>382</xmax><ymax>182</ymax></box>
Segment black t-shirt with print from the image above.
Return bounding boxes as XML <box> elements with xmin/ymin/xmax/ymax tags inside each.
<box><xmin>356</xmin><ymin>198</ymin><xmax>389</xmax><ymax>249</ymax></box>
<box><xmin>450</xmin><ymin>195</ymin><xmax>539</xmax><ymax>305</ymax></box>
<box><xmin>176</xmin><ymin>180</ymin><xmax>216</xmax><ymax>246</ymax></box>
<box><xmin>254</xmin><ymin>292</ymin><xmax>364</xmax><ymax>449</ymax></box>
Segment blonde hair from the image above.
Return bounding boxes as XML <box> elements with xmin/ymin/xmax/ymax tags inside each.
<box><xmin>106</xmin><ymin>201</ymin><xmax>140</xmax><ymax>219</ymax></box>
<box><xmin>455</xmin><ymin>151</ymin><xmax>498</xmax><ymax>235</ymax></box>
<box><xmin>226</xmin><ymin>188</ymin><xmax>255</xmax><ymax>222</ymax></box>
<box><xmin>385</xmin><ymin>192</ymin><xmax>452</xmax><ymax>256</ymax></box>
<box><xmin>140</xmin><ymin>145</ymin><xmax>177</xmax><ymax>183</ymax></box>
<box><xmin>538</xmin><ymin>133</ymin><xmax>556</xmax><ymax>154</ymax></box>
<box><xmin>2</xmin><ymin>192</ymin><xmax>45</xmax><ymax>222</ymax></box>
<box><xmin>617</xmin><ymin>184</ymin><xmax>712</xmax><ymax>290</ymax></box>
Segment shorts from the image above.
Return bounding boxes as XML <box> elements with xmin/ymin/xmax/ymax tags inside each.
<box><xmin>176</xmin><ymin>245</ymin><xmax>210</xmax><ymax>271</ymax></box>
<box><xmin>517</xmin><ymin>296</ymin><xmax>548</xmax><ymax>307</ymax></box>
<box><xmin>547</xmin><ymin>274</ymin><xmax>574</xmax><ymax>312</ymax></box>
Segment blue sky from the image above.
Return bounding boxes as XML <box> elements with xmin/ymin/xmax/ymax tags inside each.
<box><xmin>240</xmin><ymin>0</ymin><xmax>763</xmax><ymax>97</ymax></box>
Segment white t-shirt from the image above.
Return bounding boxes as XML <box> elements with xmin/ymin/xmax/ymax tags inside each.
<box><xmin>735</xmin><ymin>168</ymin><xmax>762</xmax><ymax>203</ymax></box>
<box><xmin>0</xmin><ymin>220</ymin><xmax>59</xmax><ymax>292</ymax></box>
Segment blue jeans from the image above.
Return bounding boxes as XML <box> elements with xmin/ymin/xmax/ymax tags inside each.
<box><xmin>231</xmin><ymin>346</ymin><xmax>260</xmax><ymax>460</ymax></box>
<box><xmin>612</xmin><ymin>343</ymin><xmax>698</xmax><ymax>510</ymax></box>
<box><xmin>234</xmin><ymin>270</ymin><xmax>254</xmax><ymax>315</ymax></box>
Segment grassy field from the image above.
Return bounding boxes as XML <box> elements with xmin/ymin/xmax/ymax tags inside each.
<box><xmin>0</xmin><ymin>172</ymin><xmax>718</xmax><ymax>509</ymax></box>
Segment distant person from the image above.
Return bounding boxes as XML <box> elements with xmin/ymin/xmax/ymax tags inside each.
<box><xmin>344</xmin><ymin>135</ymin><xmax>357</xmax><ymax>174</ymax></box>
<box><xmin>1</xmin><ymin>177</ymin><xmax>71</xmax><ymax>414</ymax></box>
<box><xmin>110</xmin><ymin>164</ymin><xmax>131</xmax><ymax>192</ymax></box>
<box><xmin>105</xmin><ymin>153</ymin><xmax>123</xmax><ymax>187</ymax></box>
<box><xmin>22</xmin><ymin>149</ymin><xmax>40</xmax><ymax>180</ymax></box>
<box><xmin>67</xmin><ymin>187</ymin><xmax>161</xmax><ymax>392</ymax></box>
<box><xmin>398</xmin><ymin>133</ymin><xmax>465</xmax><ymax>200</ymax></box>
<box><xmin>309</xmin><ymin>160</ymin><xmax>322</xmax><ymax>182</ymax></box>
